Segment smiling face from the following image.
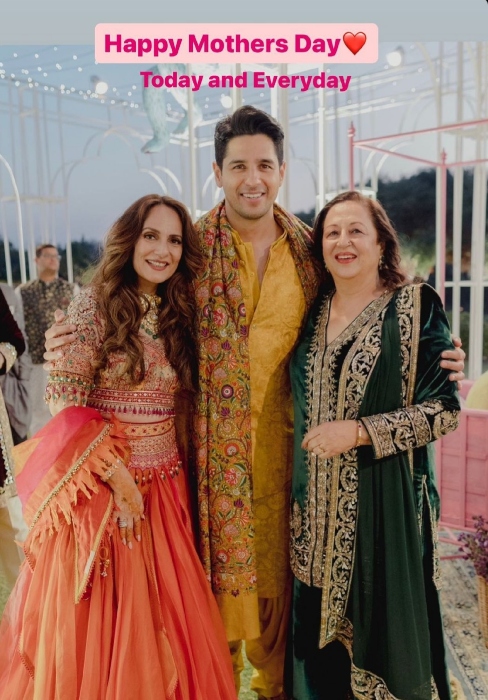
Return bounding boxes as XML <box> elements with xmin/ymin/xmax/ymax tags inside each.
<box><xmin>322</xmin><ymin>201</ymin><xmax>384</xmax><ymax>286</ymax></box>
<box><xmin>132</xmin><ymin>204</ymin><xmax>183</xmax><ymax>294</ymax></box>
<box><xmin>212</xmin><ymin>134</ymin><xmax>286</xmax><ymax>227</ymax></box>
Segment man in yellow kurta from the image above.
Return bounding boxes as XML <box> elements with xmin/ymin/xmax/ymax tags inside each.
<box><xmin>193</xmin><ymin>107</ymin><xmax>320</xmax><ymax>700</ymax></box>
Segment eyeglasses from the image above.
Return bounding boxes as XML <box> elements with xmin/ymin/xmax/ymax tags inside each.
<box><xmin>40</xmin><ymin>253</ymin><xmax>62</xmax><ymax>260</ymax></box>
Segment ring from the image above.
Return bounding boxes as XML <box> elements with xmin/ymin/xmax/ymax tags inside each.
<box><xmin>117</xmin><ymin>519</ymin><xmax>128</xmax><ymax>528</ymax></box>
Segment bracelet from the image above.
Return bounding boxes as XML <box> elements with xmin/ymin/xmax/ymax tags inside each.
<box><xmin>100</xmin><ymin>458</ymin><xmax>124</xmax><ymax>482</ymax></box>
<box><xmin>355</xmin><ymin>420</ymin><xmax>363</xmax><ymax>448</ymax></box>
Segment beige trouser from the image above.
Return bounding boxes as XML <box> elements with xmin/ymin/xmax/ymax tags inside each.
<box><xmin>29</xmin><ymin>364</ymin><xmax>52</xmax><ymax>435</ymax></box>
<box><xmin>229</xmin><ymin>586</ymin><xmax>291</xmax><ymax>698</ymax></box>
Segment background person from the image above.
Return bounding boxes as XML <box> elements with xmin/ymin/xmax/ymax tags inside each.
<box><xmin>16</xmin><ymin>244</ymin><xmax>79</xmax><ymax>434</ymax></box>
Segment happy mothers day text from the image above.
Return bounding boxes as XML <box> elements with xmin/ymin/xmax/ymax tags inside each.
<box><xmin>95</xmin><ymin>24</ymin><xmax>378</xmax><ymax>65</ymax></box>
<box><xmin>105</xmin><ymin>33</ymin><xmax>343</xmax><ymax>58</ymax></box>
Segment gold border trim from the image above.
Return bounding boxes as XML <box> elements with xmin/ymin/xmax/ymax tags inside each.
<box><xmin>29</xmin><ymin>423</ymin><xmax>111</xmax><ymax>530</ymax></box>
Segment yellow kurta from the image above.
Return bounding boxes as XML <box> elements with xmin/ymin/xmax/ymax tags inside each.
<box><xmin>231</xmin><ymin>228</ymin><xmax>306</xmax><ymax>598</ymax></box>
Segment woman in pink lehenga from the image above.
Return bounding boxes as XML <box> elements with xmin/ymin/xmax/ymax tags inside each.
<box><xmin>0</xmin><ymin>195</ymin><xmax>237</xmax><ymax>700</ymax></box>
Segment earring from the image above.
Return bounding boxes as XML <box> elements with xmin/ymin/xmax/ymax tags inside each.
<box><xmin>379</xmin><ymin>255</ymin><xmax>384</xmax><ymax>269</ymax></box>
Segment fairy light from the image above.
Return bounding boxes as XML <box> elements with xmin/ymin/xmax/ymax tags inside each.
<box><xmin>0</xmin><ymin>46</ymin><xmax>171</xmax><ymax>112</ymax></box>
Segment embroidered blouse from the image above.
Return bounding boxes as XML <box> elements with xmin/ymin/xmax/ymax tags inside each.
<box><xmin>46</xmin><ymin>287</ymin><xmax>178</xmax><ymax>419</ymax></box>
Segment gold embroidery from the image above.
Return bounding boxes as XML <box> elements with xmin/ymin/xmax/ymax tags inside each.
<box><xmin>0</xmin><ymin>387</ymin><xmax>16</xmax><ymax>507</ymax></box>
<box><xmin>46</xmin><ymin>287</ymin><xmax>180</xmax><ymax>413</ymax></box>
<box><xmin>334</xmin><ymin>627</ymin><xmax>439</xmax><ymax>700</ymax></box>
<box><xmin>29</xmin><ymin>424</ymin><xmax>111</xmax><ymax>531</ymax></box>
<box><xmin>319</xmin><ymin>293</ymin><xmax>393</xmax><ymax>645</ymax></box>
<box><xmin>363</xmin><ymin>400</ymin><xmax>459</xmax><ymax>460</ymax></box>
<box><xmin>88</xmin><ymin>388</ymin><xmax>175</xmax><ymax>416</ymax></box>
<box><xmin>351</xmin><ymin>663</ymin><xmax>403</xmax><ymax>699</ymax></box>
<box><xmin>139</xmin><ymin>293</ymin><xmax>161</xmax><ymax>339</ymax></box>
<box><xmin>351</xmin><ymin>664</ymin><xmax>438</xmax><ymax>699</ymax></box>
<box><xmin>74</xmin><ymin>495</ymin><xmax>113</xmax><ymax>603</ymax></box>
<box><xmin>290</xmin><ymin>292</ymin><xmax>393</xmax><ymax>605</ymax></box>
<box><xmin>127</xmin><ymin>426</ymin><xmax>179</xmax><ymax>470</ymax></box>
<box><xmin>424</xmin><ymin>477</ymin><xmax>442</xmax><ymax>591</ymax></box>
<box><xmin>432</xmin><ymin>405</ymin><xmax>460</xmax><ymax>438</ymax></box>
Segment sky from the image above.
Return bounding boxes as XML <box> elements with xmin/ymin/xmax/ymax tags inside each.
<box><xmin>0</xmin><ymin>41</ymin><xmax>485</xmax><ymax>253</ymax></box>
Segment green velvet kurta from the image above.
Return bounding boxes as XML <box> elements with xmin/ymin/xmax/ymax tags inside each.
<box><xmin>288</xmin><ymin>283</ymin><xmax>460</xmax><ymax>700</ymax></box>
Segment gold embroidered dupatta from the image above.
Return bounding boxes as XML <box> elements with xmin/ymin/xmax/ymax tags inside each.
<box><xmin>193</xmin><ymin>201</ymin><xmax>319</xmax><ymax>639</ymax></box>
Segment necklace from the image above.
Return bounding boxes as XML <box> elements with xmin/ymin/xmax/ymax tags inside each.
<box><xmin>139</xmin><ymin>293</ymin><xmax>161</xmax><ymax>339</ymax></box>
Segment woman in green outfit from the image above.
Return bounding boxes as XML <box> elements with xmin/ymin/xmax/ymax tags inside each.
<box><xmin>287</xmin><ymin>191</ymin><xmax>460</xmax><ymax>700</ymax></box>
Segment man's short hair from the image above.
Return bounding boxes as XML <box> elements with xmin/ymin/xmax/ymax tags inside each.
<box><xmin>35</xmin><ymin>243</ymin><xmax>58</xmax><ymax>258</ymax></box>
<box><xmin>214</xmin><ymin>105</ymin><xmax>284</xmax><ymax>168</ymax></box>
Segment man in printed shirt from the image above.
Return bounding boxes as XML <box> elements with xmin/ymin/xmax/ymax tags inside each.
<box><xmin>17</xmin><ymin>244</ymin><xmax>79</xmax><ymax>435</ymax></box>
<box><xmin>44</xmin><ymin>107</ymin><xmax>465</xmax><ymax>700</ymax></box>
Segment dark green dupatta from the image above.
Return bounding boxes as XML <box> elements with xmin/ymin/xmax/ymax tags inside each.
<box><xmin>349</xmin><ymin>294</ymin><xmax>450</xmax><ymax>700</ymax></box>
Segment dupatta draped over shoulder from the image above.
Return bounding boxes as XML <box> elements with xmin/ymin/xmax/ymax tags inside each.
<box><xmin>289</xmin><ymin>283</ymin><xmax>460</xmax><ymax>700</ymax></box>
<box><xmin>193</xmin><ymin>201</ymin><xmax>320</xmax><ymax>639</ymax></box>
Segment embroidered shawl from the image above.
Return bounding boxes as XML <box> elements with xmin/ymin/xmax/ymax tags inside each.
<box><xmin>193</xmin><ymin>201</ymin><xmax>320</xmax><ymax>639</ymax></box>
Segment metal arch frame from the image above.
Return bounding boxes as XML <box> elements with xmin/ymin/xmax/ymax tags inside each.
<box><xmin>53</xmin><ymin>133</ymin><xmax>184</xmax><ymax>280</ymax></box>
<box><xmin>349</xmin><ymin>117</ymin><xmax>488</xmax><ymax>379</ymax></box>
<box><xmin>0</xmin><ymin>153</ymin><xmax>26</xmax><ymax>284</ymax></box>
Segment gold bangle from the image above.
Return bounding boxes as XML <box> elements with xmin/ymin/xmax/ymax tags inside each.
<box><xmin>355</xmin><ymin>420</ymin><xmax>363</xmax><ymax>448</ymax></box>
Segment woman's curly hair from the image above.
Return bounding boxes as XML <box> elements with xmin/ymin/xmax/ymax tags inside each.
<box><xmin>90</xmin><ymin>194</ymin><xmax>203</xmax><ymax>392</ymax></box>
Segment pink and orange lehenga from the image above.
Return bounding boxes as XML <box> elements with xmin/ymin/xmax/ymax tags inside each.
<box><xmin>0</xmin><ymin>288</ymin><xmax>237</xmax><ymax>700</ymax></box>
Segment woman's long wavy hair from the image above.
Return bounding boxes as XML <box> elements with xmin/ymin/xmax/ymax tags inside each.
<box><xmin>90</xmin><ymin>194</ymin><xmax>203</xmax><ymax>392</ymax></box>
<box><xmin>312</xmin><ymin>190</ymin><xmax>408</xmax><ymax>292</ymax></box>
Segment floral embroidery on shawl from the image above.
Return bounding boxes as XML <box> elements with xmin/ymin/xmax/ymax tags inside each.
<box><xmin>193</xmin><ymin>201</ymin><xmax>319</xmax><ymax>631</ymax></box>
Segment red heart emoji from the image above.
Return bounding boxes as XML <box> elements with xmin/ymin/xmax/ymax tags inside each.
<box><xmin>343</xmin><ymin>32</ymin><xmax>367</xmax><ymax>55</ymax></box>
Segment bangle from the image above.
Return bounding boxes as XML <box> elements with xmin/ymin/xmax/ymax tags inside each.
<box><xmin>355</xmin><ymin>420</ymin><xmax>363</xmax><ymax>448</ymax></box>
<box><xmin>100</xmin><ymin>458</ymin><xmax>124</xmax><ymax>482</ymax></box>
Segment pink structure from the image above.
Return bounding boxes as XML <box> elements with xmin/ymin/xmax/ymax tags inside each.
<box><xmin>348</xmin><ymin>117</ymin><xmax>488</xmax><ymax>305</ymax></box>
<box><xmin>349</xmin><ymin>122</ymin><xmax>488</xmax><ymax>537</ymax></box>
<box><xmin>436</xmin><ymin>382</ymin><xmax>488</xmax><ymax>529</ymax></box>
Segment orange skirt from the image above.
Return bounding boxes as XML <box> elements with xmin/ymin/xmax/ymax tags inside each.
<box><xmin>0</xmin><ymin>415</ymin><xmax>236</xmax><ymax>700</ymax></box>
